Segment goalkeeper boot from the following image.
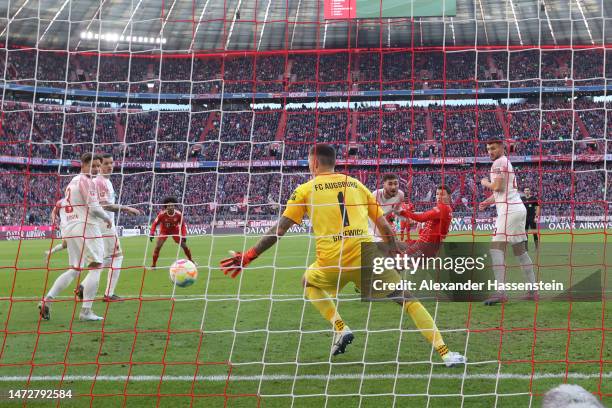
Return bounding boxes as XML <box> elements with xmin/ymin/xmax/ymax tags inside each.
<box><xmin>79</xmin><ymin>309</ymin><xmax>104</xmax><ymax>322</ymax></box>
<box><xmin>483</xmin><ymin>292</ymin><xmax>508</xmax><ymax>306</ymax></box>
<box><xmin>38</xmin><ymin>301</ymin><xmax>50</xmax><ymax>321</ymax></box>
<box><xmin>331</xmin><ymin>326</ymin><xmax>354</xmax><ymax>356</ymax></box>
<box><xmin>443</xmin><ymin>351</ymin><xmax>467</xmax><ymax>368</ymax></box>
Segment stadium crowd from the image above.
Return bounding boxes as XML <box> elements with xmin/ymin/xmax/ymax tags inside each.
<box><xmin>0</xmin><ymin>98</ymin><xmax>607</xmax><ymax>162</ymax></box>
<box><xmin>0</xmin><ymin>49</ymin><xmax>608</xmax><ymax>228</ymax></box>
<box><xmin>0</xmin><ymin>48</ymin><xmax>609</xmax><ymax>92</ymax></box>
<box><xmin>0</xmin><ymin>160</ymin><xmax>606</xmax><ymax>228</ymax></box>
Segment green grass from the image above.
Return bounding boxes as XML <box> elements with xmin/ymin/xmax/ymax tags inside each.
<box><xmin>0</xmin><ymin>231</ymin><xmax>610</xmax><ymax>407</ymax></box>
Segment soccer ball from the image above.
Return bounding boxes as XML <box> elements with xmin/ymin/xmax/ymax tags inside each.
<box><xmin>169</xmin><ymin>259</ymin><xmax>198</xmax><ymax>288</ymax></box>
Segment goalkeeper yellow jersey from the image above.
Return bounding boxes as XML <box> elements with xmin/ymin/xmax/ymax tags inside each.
<box><xmin>282</xmin><ymin>172</ymin><xmax>384</xmax><ymax>267</ymax></box>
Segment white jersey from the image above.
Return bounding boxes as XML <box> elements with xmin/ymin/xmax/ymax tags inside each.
<box><xmin>55</xmin><ymin>199</ymin><xmax>68</xmax><ymax>231</ymax></box>
<box><xmin>62</xmin><ymin>173</ymin><xmax>104</xmax><ymax>229</ymax></box>
<box><xmin>490</xmin><ymin>156</ymin><xmax>524</xmax><ymax>215</ymax></box>
<box><xmin>368</xmin><ymin>188</ymin><xmax>405</xmax><ymax>240</ymax></box>
<box><xmin>95</xmin><ymin>176</ymin><xmax>116</xmax><ymax>226</ymax></box>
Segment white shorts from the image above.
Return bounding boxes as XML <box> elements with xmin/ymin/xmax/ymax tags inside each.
<box><xmin>493</xmin><ymin>210</ymin><xmax>528</xmax><ymax>244</ymax></box>
<box><xmin>100</xmin><ymin>226</ymin><xmax>122</xmax><ymax>259</ymax></box>
<box><xmin>61</xmin><ymin>223</ymin><xmax>104</xmax><ymax>268</ymax></box>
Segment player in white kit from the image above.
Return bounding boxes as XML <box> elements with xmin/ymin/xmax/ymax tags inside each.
<box><xmin>39</xmin><ymin>153</ymin><xmax>112</xmax><ymax>321</ymax></box>
<box><xmin>480</xmin><ymin>140</ymin><xmax>536</xmax><ymax>305</ymax></box>
<box><xmin>368</xmin><ymin>174</ymin><xmax>405</xmax><ymax>242</ymax></box>
<box><xmin>78</xmin><ymin>153</ymin><xmax>141</xmax><ymax>302</ymax></box>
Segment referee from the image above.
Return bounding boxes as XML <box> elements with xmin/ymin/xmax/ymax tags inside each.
<box><xmin>521</xmin><ymin>187</ymin><xmax>540</xmax><ymax>251</ymax></box>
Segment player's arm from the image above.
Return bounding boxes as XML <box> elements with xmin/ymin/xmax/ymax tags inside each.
<box><xmin>400</xmin><ymin>205</ymin><xmax>440</xmax><ymax>223</ymax></box>
<box><xmin>179</xmin><ymin>213</ymin><xmax>188</xmax><ymax>240</ymax></box>
<box><xmin>220</xmin><ymin>216</ymin><xmax>297</xmax><ymax>278</ymax></box>
<box><xmin>96</xmin><ymin>178</ymin><xmax>141</xmax><ymax>215</ymax></box>
<box><xmin>535</xmin><ymin>199</ymin><xmax>541</xmax><ymax>219</ymax></box>
<box><xmin>480</xmin><ymin>176</ymin><xmax>504</xmax><ymax>192</ymax></box>
<box><xmin>478</xmin><ymin>194</ymin><xmax>496</xmax><ymax>210</ymax></box>
<box><xmin>372</xmin><ymin>215</ymin><xmax>404</xmax><ymax>253</ymax></box>
<box><xmin>149</xmin><ymin>213</ymin><xmax>161</xmax><ymax>242</ymax></box>
<box><xmin>366</xmin><ymin>186</ymin><xmax>403</xmax><ymax>254</ymax></box>
<box><xmin>80</xmin><ymin>177</ymin><xmax>111</xmax><ymax>227</ymax></box>
<box><xmin>481</xmin><ymin>160</ymin><xmax>506</xmax><ymax>193</ymax></box>
<box><xmin>102</xmin><ymin>203</ymin><xmax>141</xmax><ymax>215</ymax></box>
<box><xmin>50</xmin><ymin>201</ymin><xmax>60</xmax><ymax>225</ymax></box>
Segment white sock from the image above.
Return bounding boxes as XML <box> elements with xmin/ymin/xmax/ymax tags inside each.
<box><xmin>45</xmin><ymin>269</ymin><xmax>79</xmax><ymax>300</ymax></box>
<box><xmin>517</xmin><ymin>252</ymin><xmax>536</xmax><ymax>286</ymax></box>
<box><xmin>82</xmin><ymin>267</ymin><xmax>102</xmax><ymax>309</ymax></box>
<box><xmin>490</xmin><ymin>249</ymin><xmax>506</xmax><ymax>292</ymax></box>
<box><xmin>49</xmin><ymin>243</ymin><xmax>65</xmax><ymax>254</ymax></box>
<box><xmin>105</xmin><ymin>255</ymin><xmax>123</xmax><ymax>297</ymax></box>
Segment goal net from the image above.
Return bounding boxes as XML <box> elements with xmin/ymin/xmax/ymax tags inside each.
<box><xmin>0</xmin><ymin>0</ymin><xmax>609</xmax><ymax>407</ymax></box>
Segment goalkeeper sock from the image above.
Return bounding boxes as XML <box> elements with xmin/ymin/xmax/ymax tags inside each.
<box><xmin>533</xmin><ymin>234</ymin><xmax>539</xmax><ymax>249</ymax></box>
<box><xmin>517</xmin><ymin>252</ymin><xmax>536</xmax><ymax>285</ymax></box>
<box><xmin>404</xmin><ymin>300</ymin><xmax>446</xmax><ymax>355</ymax></box>
<box><xmin>490</xmin><ymin>249</ymin><xmax>506</xmax><ymax>288</ymax></box>
<box><xmin>182</xmin><ymin>246</ymin><xmax>193</xmax><ymax>262</ymax></box>
<box><xmin>305</xmin><ymin>286</ymin><xmax>344</xmax><ymax>330</ymax></box>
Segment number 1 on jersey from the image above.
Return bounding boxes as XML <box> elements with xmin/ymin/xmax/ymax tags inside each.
<box><xmin>337</xmin><ymin>192</ymin><xmax>350</xmax><ymax>227</ymax></box>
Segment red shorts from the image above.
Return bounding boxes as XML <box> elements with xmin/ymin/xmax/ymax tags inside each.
<box><xmin>158</xmin><ymin>233</ymin><xmax>184</xmax><ymax>244</ymax></box>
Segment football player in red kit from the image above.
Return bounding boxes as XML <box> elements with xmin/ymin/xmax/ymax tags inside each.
<box><xmin>149</xmin><ymin>197</ymin><xmax>194</xmax><ymax>267</ymax></box>
<box><xmin>398</xmin><ymin>185</ymin><xmax>452</xmax><ymax>257</ymax></box>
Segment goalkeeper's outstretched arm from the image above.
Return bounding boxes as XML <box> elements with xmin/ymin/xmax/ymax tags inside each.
<box><xmin>372</xmin><ymin>215</ymin><xmax>404</xmax><ymax>254</ymax></box>
<box><xmin>220</xmin><ymin>216</ymin><xmax>297</xmax><ymax>278</ymax></box>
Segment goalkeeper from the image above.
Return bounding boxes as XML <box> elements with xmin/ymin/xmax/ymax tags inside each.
<box><xmin>220</xmin><ymin>143</ymin><xmax>466</xmax><ymax>367</ymax></box>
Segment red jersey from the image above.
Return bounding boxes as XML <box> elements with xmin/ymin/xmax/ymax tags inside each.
<box><xmin>150</xmin><ymin>210</ymin><xmax>187</xmax><ymax>237</ymax></box>
<box><xmin>404</xmin><ymin>202</ymin><xmax>452</xmax><ymax>243</ymax></box>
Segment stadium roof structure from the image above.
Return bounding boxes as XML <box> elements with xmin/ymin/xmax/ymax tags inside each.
<box><xmin>0</xmin><ymin>0</ymin><xmax>610</xmax><ymax>53</ymax></box>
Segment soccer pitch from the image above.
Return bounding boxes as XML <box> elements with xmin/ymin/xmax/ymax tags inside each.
<box><xmin>0</xmin><ymin>232</ymin><xmax>609</xmax><ymax>407</ymax></box>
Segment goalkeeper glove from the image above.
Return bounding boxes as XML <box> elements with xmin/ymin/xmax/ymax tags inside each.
<box><xmin>220</xmin><ymin>248</ymin><xmax>259</xmax><ymax>278</ymax></box>
<box><xmin>149</xmin><ymin>236</ymin><xmax>154</xmax><ymax>242</ymax></box>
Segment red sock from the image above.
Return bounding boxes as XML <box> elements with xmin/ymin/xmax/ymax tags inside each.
<box><xmin>183</xmin><ymin>246</ymin><xmax>193</xmax><ymax>262</ymax></box>
<box><xmin>152</xmin><ymin>249</ymin><xmax>160</xmax><ymax>267</ymax></box>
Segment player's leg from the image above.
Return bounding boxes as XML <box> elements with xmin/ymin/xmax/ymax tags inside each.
<box><xmin>79</xmin><ymin>226</ymin><xmax>105</xmax><ymax>321</ymax></box>
<box><xmin>178</xmin><ymin>236</ymin><xmax>194</xmax><ymax>263</ymax></box>
<box><xmin>80</xmin><ymin>261</ymin><xmax>104</xmax><ymax>321</ymax></box>
<box><xmin>45</xmin><ymin>239</ymin><xmax>67</xmax><ymax>258</ymax></box>
<box><xmin>364</xmin><ymin>265</ymin><xmax>466</xmax><ymax>367</ymax></box>
<box><xmin>511</xmin><ymin>241</ymin><xmax>538</xmax><ymax>300</ymax></box>
<box><xmin>152</xmin><ymin>236</ymin><xmax>167</xmax><ymax>267</ymax></box>
<box><xmin>40</xmin><ymin>234</ymin><xmax>83</xmax><ymax>320</ymax></box>
<box><xmin>509</xmin><ymin>213</ymin><xmax>537</xmax><ymax>300</ymax></box>
<box><xmin>103</xmin><ymin>233</ymin><xmax>123</xmax><ymax>301</ymax></box>
<box><xmin>531</xmin><ymin>220</ymin><xmax>540</xmax><ymax>250</ymax></box>
<box><xmin>508</xmin><ymin>210</ymin><xmax>536</xmax><ymax>296</ymax></box>
<box><xmin>484</xmin><ymin>215</ymin><xmax>510</xmax><ymax>305</ymax></box>
<box><xmin>303</xmin><ymin>262</ymin><xmax>353</xmax><ymax>356</ymax></box>
<box><xmin>524</xmin><ymin>219</ymin><xmax>530</xmax><ymax>251</ymax></box>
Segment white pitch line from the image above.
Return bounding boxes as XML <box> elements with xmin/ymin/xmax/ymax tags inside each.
<box><xmin>0</xmin><ymin>372</ymin><xmax>610</xmax><ymax>382</ymax></box>
<box><xmin>1</xmin><ymin>294</ymin><xmax>361</xmax><ymax>300</ymax></box>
